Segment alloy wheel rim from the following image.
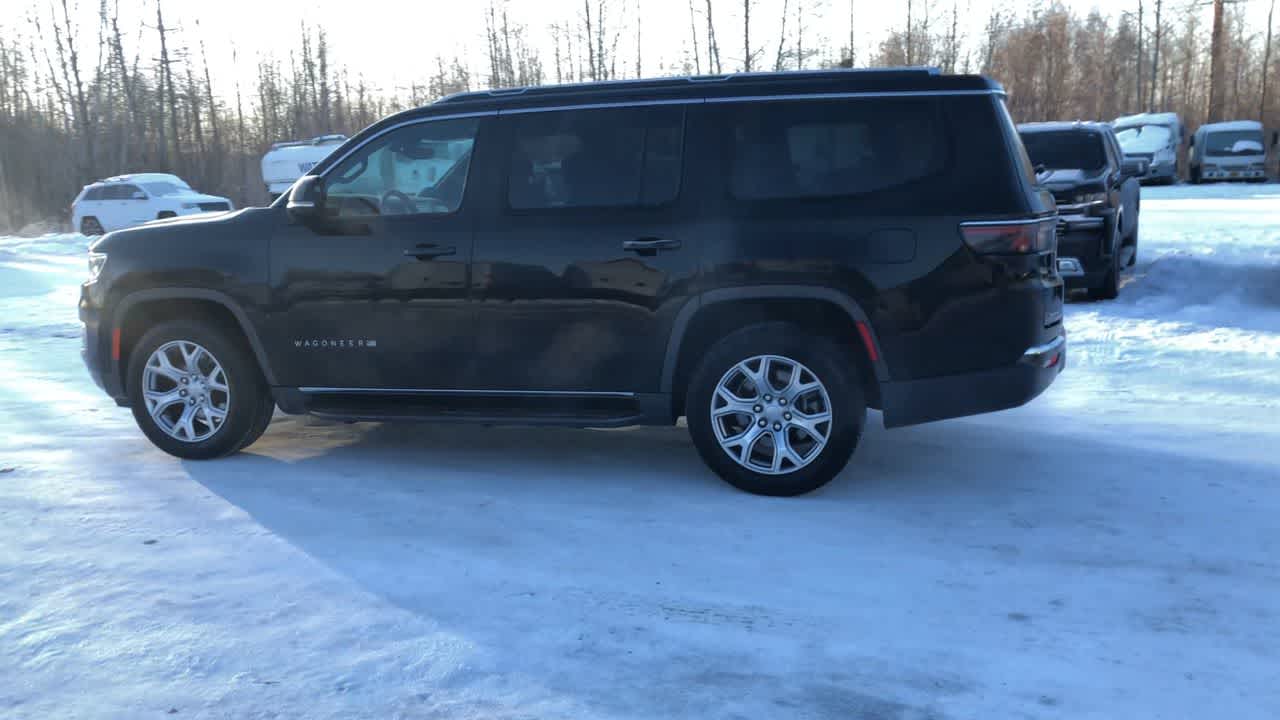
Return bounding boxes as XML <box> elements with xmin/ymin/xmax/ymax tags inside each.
<box><xmin>142</xmin><ymin>340</ymin><xmax>230</xmax><ymax>442</ymax></box>
<box><xmin>710</xmin><ymin>354</ymin><xmax>833</xmax><ymax>475</ymax></box>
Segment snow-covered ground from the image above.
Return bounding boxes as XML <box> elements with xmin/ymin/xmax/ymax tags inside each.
<box><xmin>1</xmin><ymin>184</ymin><xmax>1277</xmax><ymax>719</ymax></box>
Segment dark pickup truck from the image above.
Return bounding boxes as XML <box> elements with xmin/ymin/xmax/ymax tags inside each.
<box><xmin>1018</xmin><ymin>122</ymin><xmax>1146</xmax><ymax>300</ymax></box>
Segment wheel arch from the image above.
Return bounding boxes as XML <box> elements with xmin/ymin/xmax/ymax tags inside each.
<box><xmin>112</xmin><ymin>289</ymin><xmax>277</xmax><ymax>392</ymax></box>
<box><xmin>662</xmin><ymin>286</ymin><xmax>887</xmax><ymax>420</ymax></box>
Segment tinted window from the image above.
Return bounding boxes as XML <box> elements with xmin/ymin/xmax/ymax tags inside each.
<box><xmin>99</xmin><ymin>184</ymin><xmax>137</xmax><ymax>200</ymax></box>
<box><xmin>507</xmin><ymin>106</ymin><xmax>684</xmax><ymax>210</ymax></box>
<box><xmin>141</xmin><ymin>182</ymin><xmax>186</xmax><ymax>197</ymax></box>
<box><xmin>1019</xmin><ymin>131</ymin><xmax>1108</xmax><ymax>172</ymax></box>
<box><xmin>326</xmin><ymin>117</ymin><xmax>479</xmax><ymax>217</ymax></box>
<box><xmin>729</xmin><ymin>98</ymin><xmax>946</xmax><ymax>200</ymax></box>
<box><xmin>119</xmin><ymin>184</ymin><xmax>144</xmax><ymax>199</ymax></box>
<box><xmin>83</xmin><ymin>187</ymin><xmax>105</xmax><ymax>201</ymax></box>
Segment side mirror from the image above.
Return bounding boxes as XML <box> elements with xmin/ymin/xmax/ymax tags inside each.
<box><xmin>287</xmin><ymin>175</ymin><xmax>325</xmax><ymax>219</ymax></box>
<box><xmin>131</xmin><ymin>191</ymin><xmax>147</xmax><ymax>200</ymax></box>
<box><xmin>1121</xmin><ymin>158</ymin><xmax>1147</xmax><ymax>179</ymax></box>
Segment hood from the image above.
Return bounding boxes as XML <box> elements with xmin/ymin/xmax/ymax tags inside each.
<box><xmin>1040</xmin><ymin>168</ymin><xmax>1102</xmax><ymax>190</ymax></box>
<box><xmin>90</xmin><ymin>208</ymin><xmax>249</xmax><ymax>252</ymax></box>
<box><xmin>169</xmin><ymin>191</ymin><xmax>231</xmax><ymax>204</ymax></box>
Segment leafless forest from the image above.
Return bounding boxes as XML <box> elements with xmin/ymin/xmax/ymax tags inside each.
<box><xmin>1</xmin><ymin>0</ymin><xmax>1276</xmax><ymax>232</ymax></box>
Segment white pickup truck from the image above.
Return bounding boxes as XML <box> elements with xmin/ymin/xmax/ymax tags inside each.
<box><xmin>261</xmin><ymin>134</ymin><xmax>347</xmax><ymax>199</ymax></box>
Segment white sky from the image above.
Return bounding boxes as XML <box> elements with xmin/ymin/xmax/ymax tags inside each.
<box><xmin>6</xmin><ymin>0</ymin><xmax>1275</xmax><ymax>104</ymax></box>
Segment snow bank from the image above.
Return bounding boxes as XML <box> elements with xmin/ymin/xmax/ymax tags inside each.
<box><xmin>0</xmin><ymin>233</ymin><xmax>89</xmax><ymax>299</ymax></box>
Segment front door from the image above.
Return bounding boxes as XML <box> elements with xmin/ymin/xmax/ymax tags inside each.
<box><xmin>468</xmin><ymin>104</ymin><xmax>700</xmax><ymax>393</ymax></box>
<box><xmin>265</xmin><ymin>115</ymin><xmax>489</xmax><ymax>390</ymax></box>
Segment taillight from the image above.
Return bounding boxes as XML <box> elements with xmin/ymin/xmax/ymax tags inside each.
<box><xmin>961</xmin><ymin>219</ymin><xmax>1057</xmax><ymax>255</ymax></box>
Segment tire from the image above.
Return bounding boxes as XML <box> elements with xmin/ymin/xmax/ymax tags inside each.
<box><xmin>126</xmin><ymin>320</ymin><xmax>268</xmax><ymax>460</ymax></box>
<box><xmin>685</xmin><ymin>322</ymin><xmax>866</xmax><ymax>496</ymax></box>
<box><xmin>1088</xmin><ymin>217</ymin><xmax>1122</xmax><ymax>301</ymax></box>
<box><xmin>80</xmin><ymin>217</ymin><xmax>103</xmax><ymax>236</ymax></box>
<box><xmin>236</xmin><ymin>393</ymin><xmax>277</xmax><ymax>451</ymax></box>
<box><xmin>1189</xmin><ymin>166</ymin><xmax>1202</xmax><ymax>184</ymax></box>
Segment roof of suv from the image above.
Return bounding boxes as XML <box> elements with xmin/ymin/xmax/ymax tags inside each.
<box><xmin>90</xmin><ymin>173</ymin><xmax>188</xmax><ymax>186</ymax></box>
<box><xmin>1017</xmin><ymin>121</ymin><xmax>1111</xmax><ymax>135</ymax></box>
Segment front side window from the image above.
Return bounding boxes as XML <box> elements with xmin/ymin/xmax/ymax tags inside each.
<box><xmin>1019</xmin><ymin>131</ymin><xmax>1108</xmax><ymax>173</ymax></box>
<box><xmin>325</xmin><ymin>117</ymin><xmax>479</xmax><ymax>217</ymax></box>
<box><xmin>141</xmin><ymin>182</ymin><xmax>186</xmax><ymax>197</ymax></box>
<box><xmin>507</xmin><ymin>106</ymin><xmax>684</xmax><ymax>210</ymax></box>
<box><xmin>729</xmin><ymin>98</ymin><xmax>947</xmax><ymax>200</ymax></box>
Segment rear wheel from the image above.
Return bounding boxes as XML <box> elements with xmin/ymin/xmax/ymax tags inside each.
<box><xmin>686</xmin><ymin>322</ymin><xmax>865</xmax><ymax>496</ymax></box>
<box><xmin>80</xmin><ymin>217</ymin><xmax>103</xmax><ymax>236</ymax></box>
<box><xmin>126</xmin><ymin>320</ymin><xmax>270</xmax><ymax>459</ymax></box>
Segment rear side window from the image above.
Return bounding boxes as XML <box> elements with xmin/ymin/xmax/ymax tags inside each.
<box><xmin>507</xmin><ymin>106</ymin><xmax>684</xmax><ymax>210</ymax></box>
<box><xmin>83</xmin><ymin>187</ymin><xmax>105</xmax><ymax>201</ymax></box>
<box><xmin>729</xmin><ymin>98</ymin><xmax>946</xmax><ymax>200</ymax></box>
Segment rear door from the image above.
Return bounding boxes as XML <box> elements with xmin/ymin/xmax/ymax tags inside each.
<box><xmin>116</xmin><ymin>183</ymin><xmax>152</xmax><ymax>227</ymax></box>
<box><xmin>467</xmin><ymin>104</ymin><xmax>699</xmax><ymax>392</ymax></box>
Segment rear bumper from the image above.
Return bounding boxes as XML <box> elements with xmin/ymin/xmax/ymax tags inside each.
<box><xmin>879</xmin><ymin>334</ymin><xmax>1065</xmax><ymax>428</ymax></box>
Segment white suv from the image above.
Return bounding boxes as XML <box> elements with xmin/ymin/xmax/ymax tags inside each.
<box><xmin>71</xmin><ymin>173</ymin><xmax>234</xmax><ymax>235</ymax></box>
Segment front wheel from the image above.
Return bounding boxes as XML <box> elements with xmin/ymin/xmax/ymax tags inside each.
<box><xmin>685</xmin><ymin>323</ymin><xmax>866</xmax><ymax>496</ymax></box>
<box><xmin>127</xmin><ymin>320</ymin><xmax>271</xmax><ymax>459</ymax></box>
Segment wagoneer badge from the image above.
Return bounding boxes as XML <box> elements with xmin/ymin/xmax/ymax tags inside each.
<box><xmin>294</xmin><ymin>339</ymin><xmax>377</xmax><ymax>349</ymax></box>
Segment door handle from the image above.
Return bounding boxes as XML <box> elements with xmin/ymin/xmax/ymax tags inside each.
<box><xmin>622</xmin><ymin>237</ymin><xmax>681</xmax><ymax>254</ymax></box>
<box><xmin>404</xmin><ymin>243</ymin><xmax>456</xmax><ymax>260</ymax></box>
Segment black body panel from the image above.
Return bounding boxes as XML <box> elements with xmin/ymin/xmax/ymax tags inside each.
<box><xmin>82</xmin><ymin>69</ymin><xmax>1062</xmax><ymax>431</ymax></box>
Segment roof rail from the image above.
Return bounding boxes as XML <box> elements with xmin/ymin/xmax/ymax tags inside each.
<box><xmin>434</xmin><ymin>66</ymin><xmax>946</xmax><ymax>105</ymax></box>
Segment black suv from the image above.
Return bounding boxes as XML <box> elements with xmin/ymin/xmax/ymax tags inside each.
<box><xmin>1018</xmin><ymin>122</ymin><xmax>1145</xmax><ymax>300</ymax></box>
<box><xmin>80</xmin><ymin>69</ymin><xmax>1065</xmax><ymax>496</ymax></box>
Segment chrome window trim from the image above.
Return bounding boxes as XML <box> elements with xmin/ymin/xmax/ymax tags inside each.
<box><xmin>298</xmin><ymin>387</ymin><xmax>636</xmax><ymax>399</ymax></box>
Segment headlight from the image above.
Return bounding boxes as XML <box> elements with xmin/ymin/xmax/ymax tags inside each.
<box><xmin>181</xmin><ymin>202</ymin><xmax>199</xmax><ymax>209</ymax></box>
<box><xmin>1073</xmin><ymin>192</ymin><xmax>1107</xmax><ymax>205</ymax></box>
<box><xmin>87</xmin><ymin>251</ymin><xmax>107</xmax><ymax>281</ymax></box>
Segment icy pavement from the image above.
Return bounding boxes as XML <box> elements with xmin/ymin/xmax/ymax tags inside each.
<box><xmin>1</xmin><ymin>185</ymin><xmax>1278</xmax><ymax>719</ymax></box>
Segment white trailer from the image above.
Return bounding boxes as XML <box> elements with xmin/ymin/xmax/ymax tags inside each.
<box><xmin>261</xmin><ymin>134</ymin><xmax>347</xmax><ymax>199</ymax></box>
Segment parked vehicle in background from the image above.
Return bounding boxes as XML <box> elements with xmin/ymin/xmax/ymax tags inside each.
<box><xmin>1113</xmin><ymin>112</ymin><xmax>1183</xmax><ymax>184</ymax></box>
<box><xmin>80</xmin><ymin>69</ymin><xmax>1066</xmax><ymax>497</ymax></box>
<box><xmin>261</xmin><ymin>134</ymin><xmax>347</xmax><ymax>199</ymax></box>
<box><xmin>1189</xmin><ymin>120</ymin><xmax>1276</xmax><ymax>183</ymax></box>
<box><xmin>72</xmin><ymin>174</ymin><xmax>234</xmax><ymax>236</ymax></box>
<box><xmin>1018</xmin><ymin>121</ymin><xmax>1144</xmax><ymax>300</ymax></box>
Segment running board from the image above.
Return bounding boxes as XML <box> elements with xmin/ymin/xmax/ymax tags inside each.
<box><xmin>296</xmin><ymin>389</ymin><xmax>651</xmax><ymax>428</ymax></box>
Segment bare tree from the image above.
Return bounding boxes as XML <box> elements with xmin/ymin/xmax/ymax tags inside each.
<box><xmin>706</xmin><ymin>0</ymin><xmax>722</xmax><ymax>73</ymax></box>
<box><xmin>1262</xmin><ymin>0</ymin><xmax>1276</xmax><ymax>120</ymax></box>
<box><xmin>775</xmin><ymin>0</ymin><xmax>790</xmax><ymax>71</ymax></box>
<box><xmin>1208</xmin><ymin>0</ymin><xmax>1226</xmax><ymax>121</ymax></box>
<box><xmin>687</xmin><ymin>0</ymin><xmax>703</xmax><ymax>73</ymax></box>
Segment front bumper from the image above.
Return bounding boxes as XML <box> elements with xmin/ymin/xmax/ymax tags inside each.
<box><xmin>79</xmin><ymin>286</ymin><xmax>127</xmax><ymax>403</ymax></box>
<box><xmin>1201</xmin><ymin>167</ymin><xmax>1266</xmax><ymax>181</ymax></box>
<box><xmin>1056</xmin><ymin>211</ymin><xmax>1113</xmax><ymax>288</ymax></box>
<box><xmin>879</xmin><ymin>334</ymin><xmax>1065</xmax><ymax>428</ymax></box>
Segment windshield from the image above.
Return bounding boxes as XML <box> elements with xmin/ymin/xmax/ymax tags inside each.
<box><xmin>1115</xmin><ymin>124</ymin><xmax>1174</xmax><ymax>154</ymax></box>
<box><xmin>1019</xmin><ymin>131</ymin><xmax>1107</xmax><ymax>172</ymax></box>
<box><xmin>140</xmin><ymin>181</ymin><xmax>191</xmax><ymax>197</ymax></box>
<box><xmin>1204</xmin><ymin>130</ymin><xmax>1266</xmax><ymax>156</ymax></box>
